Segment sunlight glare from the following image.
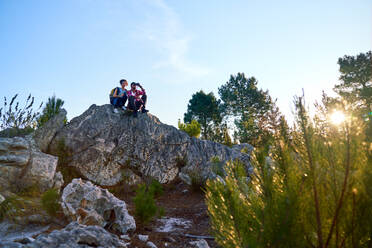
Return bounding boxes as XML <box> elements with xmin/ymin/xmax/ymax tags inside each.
<box><xmin>330</xmin><ymin>111</ymin><xmax>345</xmax><ymax>125</ymax></box>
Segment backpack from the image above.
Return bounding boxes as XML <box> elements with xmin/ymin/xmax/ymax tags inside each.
<box><xmin>109</xmin><ymin>87</ymin><xmax>120</xmax><ymax>99</ymax></box>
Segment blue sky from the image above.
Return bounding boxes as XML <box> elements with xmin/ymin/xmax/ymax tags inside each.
<box><xmin>1</xmin><ymin>0</ymin><xmax>371</xmax><ymax>127</ymax></box>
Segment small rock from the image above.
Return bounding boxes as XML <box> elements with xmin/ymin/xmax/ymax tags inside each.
<box><xmin>138</xmin><ymin>234</ymin><xmax>149</xmax><ymax>242</ymax></box>
<box><xmin>164</xmin><ymin>236</ymin><xmax>176</xmax><ymax>243</ymax></box>
<box><xmin>189</xmin><ymin>239</ymin><xmax>210</xmax><ymax>248</ymax></box>
<box><xmin>13</xmin><ymin>237</ymin><xmax>35</xmax><ymax>244</ymax></box>
<box><xmin>120</xmin><ymin>234</ymin><xmax>131</xmax><ymax>241</ymax></box>
<box><xmin>0</xmin><ymin>241</ymin><xmax>25</xmax><ymax>248</ymax></box>
<box><xmin>0</xmin><ymin>193</ymin><xmax>5</xmax><ymax>203</ymax></box>
<box><xmin>147</xmin><ymin>241</ymin><xmax>157</xmax><ymax>248</ymax></box>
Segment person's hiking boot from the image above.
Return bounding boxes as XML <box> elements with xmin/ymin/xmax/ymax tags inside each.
<box><xmin>133</xmin><ymin>111</ymin><xmax>138</xmax><ymax>117</ymax></box>
<box><xmin>113</xmin><ymin>108</ymin><xmax>119</xmax><ymax>113</ymax></box>
<box><xmin>141</xmin><ymin>108</ymin><xmax>149</xmax><ymax>113</ymax></box>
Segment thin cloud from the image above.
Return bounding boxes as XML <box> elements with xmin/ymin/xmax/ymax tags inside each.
<box><xmin>137</xmin><ymin>0</ymin><xmax>210</xmax><ymax>77</ymax></box>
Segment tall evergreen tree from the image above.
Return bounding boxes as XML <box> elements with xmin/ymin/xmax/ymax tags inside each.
<box><xmin>218</xmin><ymin>72</ymin><xmax>279</xmax><ymax>146</ymax></box>
<box><xmin>184</xmin><ymin>90</ymin><xmax>221</xmax><ymax>139</ymax></box>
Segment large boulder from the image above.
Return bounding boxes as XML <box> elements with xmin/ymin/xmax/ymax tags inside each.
<box><xmin>49</xmin><ymin>104</ymin><xmax>252</xmax><ymax>185</ymax></box>
<box><xmin>0</xmin><ymin>136</ymin><xmax>63</xmax><ymax>193</ymax></box>
<box><xmin>61</xmin><ymin>178</ymin><xmax>136</xmax><ymax>234</ymax></box>
<box><xmin>33</xmin><ymin>109</ymin><xmax>67</xmax><ymax>153</ymax></box>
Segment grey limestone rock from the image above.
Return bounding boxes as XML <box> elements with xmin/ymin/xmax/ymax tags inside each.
<box><xmin>27</xmin><ymin>222</ymin><xmax>128</xmax><ymax>248</ymax></box>
<box><xmin>0</xmin><ymin>136</ymin><xmax>61</xmax><ymax>193</ymax></box>
<box><xmin>61</xmin><ymin>178</ymin><xmax>136</xmax><ymax>234</ymax></box>
<box><xmin>189</xmin><ymin>239</ymin><xmax>210</xmax><ymax>248</ymax></box>
<box><xmin>146</xmin><ymin>241</ymin><xmax>158</xmax><ymax>248</ymax></box>
<box><xmin>33</xmin><ymin>109</ymin><xmax>67</xmax><ymax>153</ymax></box>
<box><xmin>138</xmin><ymin>234</ymin><xmax>149</xmax><ymax>242</ymax></box>
<box><xmin>48</xmin><ymin>104</ymin><xmax>252</xmax><ymax>186</ymax></box>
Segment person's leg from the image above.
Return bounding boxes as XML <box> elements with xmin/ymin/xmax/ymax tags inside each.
<box><xmin>121</xmin><ymin>93</ymin><xmax>128</xmax><ymax>109</ymax></box>
<box><xmin>141</xmin><ymin>95</ymin><xmax>148</xmax><ymax>113</ymax></box>
<box><xmin>112</xmin><ymin>98</ymin><xmax>119</xmax><ymax>108</ymax></box>
<box><xmin>141</xmin><ymin>95</ymin><xmax>147</xmax><ymax>106</ymax></box>
<box><xmin>111</xmin><ymin>97</ymin><xmax>120</xmax><ymax>113</ymax></box>
<box><xmin>133</xmin><ymin>100</ymin><xmax>142</xmax><ymax>117</ymax></box>
<box><xmin>128</xmin><ymin>96</ymin><xmax>136</xmax><ymax>110</ymax></box>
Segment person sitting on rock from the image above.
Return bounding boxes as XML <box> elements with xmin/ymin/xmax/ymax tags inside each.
<box><xmin>127</xmin><ymin>82</ymin><xmax>148</xmax><ymax>117</ymax></box>
<box><xmin>110</xmin><ymin>79</ymin><xmax>128</xmax><ymax>113</ymax></box>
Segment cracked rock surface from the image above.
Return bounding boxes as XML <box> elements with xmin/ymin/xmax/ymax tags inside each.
<box><xmin>0</xmin><ymin>136</ymin><xmax>62</xmax><ymax>193</ymax></box>
<box><xmin>49</xmin><ymin>104</ymin><xmax>252</xmax><ymax>185</ymax></box>
<box><xmin>61</xmin><ymin>178</ymin><xmax>136</xmax><ymax>234</ymax></box>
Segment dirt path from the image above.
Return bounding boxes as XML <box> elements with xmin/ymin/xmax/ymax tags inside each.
<box><xmin>116</xmin><ymin>180</ymin><xmax>218</xmax><ymax>248</ymax></box>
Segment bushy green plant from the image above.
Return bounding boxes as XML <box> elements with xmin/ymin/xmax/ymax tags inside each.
<box><xmin>0</xmin><ymin>196</ymin><xmax>24</xmax><ymax>221</ymax></box>
<box><xmin>148</xmin><ymin>179</ymin><xmax>163</xmax><ymax>197</ymax></box>
<box><xmin>210</xmin><ymin>156</ymin><xmax>224</xmax><ymax>177</ymax></box>
<box><xmin>17</xmin><ymin>183</ymin><xmax>42</xmax><ymax>197</ymax></box>
<box><xmin>178</xmin><ymin>119</ymin><xmax>201</xmax><ymax>138</ymax></box>
<box><xmin>206</xmin><ymin>94</ymin><xmax>372</xmax><ymax>248</ymax></box>
<box><xmin>37</xmin><ymin>95</ymin><xmax>65</xmax><ymax>128</ymax></box>
<box><xmin>133</xmin><ymin>180</ymin><xmax>164</xmax><ymax>224</ymax></box>
<box><xmin>189</xmin><ymin>166</ymin><xmax>206</xmax><ymax>192</ymax></box>
<box><xmin>0</xmin><ymin>94</ymin><xmax>42</xmax><ymax>131</ymax></box>
<box><xmin>41</xmin><ymin>188</ymin><xmax>61</xmax><ymax>217</ymax></box>
<box><xmin>0</xmin><ymin>126</ymin><xmax>34</xmax><ymax>138</ymax></box>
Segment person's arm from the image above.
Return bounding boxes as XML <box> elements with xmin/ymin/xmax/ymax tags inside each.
<box><xmin>138</xmin><ymin>84</ymin><xmax>146</xmax><ymax>95</ymax></box>
<box><xmin>113</xmin><ymin>88</ymin><xmax>119</xmax><ymax>97</ymax></box>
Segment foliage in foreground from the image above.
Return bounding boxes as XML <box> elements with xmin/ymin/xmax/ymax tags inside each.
<box><xmin>206</xmin><ymin>96</ymin><xmax>372</xmax><ymax>248</ymax></box>
<box><xmin>0</xmin><ymin>196</ymin><xmax>24</xmax><ymax>221</ymax></box>
<box><xmin>0</xmin><ymin>94</ymin><xmax>42</xmax><ymax>131</ymax></box>
<box><xmin>133</xmin><ymin>180</ymin><xmax>164</xmax><ymax>224</ymax></box>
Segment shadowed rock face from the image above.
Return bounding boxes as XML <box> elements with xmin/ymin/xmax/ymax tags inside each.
<box><xmin>33</xmin><ymin>109</ymin><xmax>67</xmax><ymax>153</ymax></box>
<box><xmin>49</xmin><ymin>104</ymin><xmax>252</xmax><ymax>186</ymax></box>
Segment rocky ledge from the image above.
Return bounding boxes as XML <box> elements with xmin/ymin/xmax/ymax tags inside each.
<box><xmin>48</xmin><ymin>104</ymin><xmax>252</xmax><ymax>186</ymax></box>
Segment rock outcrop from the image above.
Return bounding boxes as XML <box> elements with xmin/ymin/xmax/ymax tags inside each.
<box><xmin>0</xmin><ymin>222</ymin><xmax>129</xmax><ymax>248</ymax></box>
<box><xmin>0</xmin><ymin>136</ymin><xmax>63</xmax><ymax>193</ymax></box>
<box><xmin>33</xmin><ymin>109</ymin><xmax>67</xmax><ymax>153</ymax></box>
<box><xmin>61</xmin><ymin>178</ymin><xmax>136</xmax><ymax>234</ymax></box>
<box><xmin>49</xmin><ymin>104</ymin><xmax>252</xmax><ymax>185</ymax></box>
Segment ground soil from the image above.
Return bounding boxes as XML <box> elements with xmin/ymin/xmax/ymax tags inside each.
<box><xmin>110</xmin><ymin>179</ymin><xmax>219</xmax><ymax>248</ymax></box>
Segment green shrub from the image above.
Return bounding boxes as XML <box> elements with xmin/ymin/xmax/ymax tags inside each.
<box><xmin>133</xmin><ymin>180</ymin><xmax>164</xmax><ymax>224</ymax></box>
<box><xmin>210</xmin><ymin>156</ymin><xmax>224</xmax><ymax>177</ymax></box>
<box><xmin>148</xmin><ymin>179</ymin><xmax>163</xmax><ymax>197</ymax></box>
<box><xmin>0</xmin><ymin>196</ymin><xmax>24</xmax><ymax>221</ymax></box>
<box><xmin>0</xmin><ymin>94</ymin><xmax>42</xmax><ymax>130</ymax></box>
<box><xmin>189</xmin><ymin>167</ymin><xmax>206</xmax><ymax>192</ymax></box>
<box><xmin>178</xmin><ymin>119</ymin><xmax>201</xmax><ymax>138</ymax></box>
<box><xmin>0</xmin><ymin>127</ymin><xmax>34</xmax><ymax>138</ymax></box>
<box><xmin>16</xmin><ymin>183</ymin><xmax>42</xmax><ymax>198</ymax></box>
<box><xmin>205</xmin><ymin>95</ymin><xmax>372</xmax><ymax>248</ymax></box>
<box><xmin>37</xmin><ymin>95</ymin><xmax>65</xmax><ymax>128</ymax></box>
<box><xmin>41</xmin><ymin>188</ymin><xmax>61</xmax><ymax>217</ymax></box>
